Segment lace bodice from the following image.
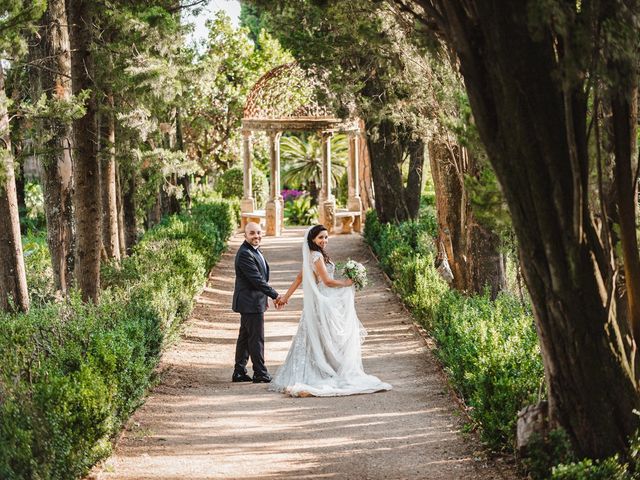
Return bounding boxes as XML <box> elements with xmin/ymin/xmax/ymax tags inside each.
<box><xmin>311</xmin><ymin>251</ymin><xmax>335</xmax><ymax>279</ymax></box>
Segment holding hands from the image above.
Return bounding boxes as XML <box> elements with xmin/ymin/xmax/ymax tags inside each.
<box><xmin>274</xmin><ymin>294</ymin><xmax>288</xmax><ymax>310</ymax></box>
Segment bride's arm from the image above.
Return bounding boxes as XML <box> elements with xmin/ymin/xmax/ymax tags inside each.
<box><xmin>314</xmin><ymin>259</ymin><xmax>353</xmax><ymax>288</ymax></box>
<box><xmin>282</xmin><ymin>271</ymin><xmax>303</xmax><ymax>303</ymax></box>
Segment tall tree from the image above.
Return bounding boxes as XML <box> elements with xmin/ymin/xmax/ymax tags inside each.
<box><xmin>7</xmin><ymin>67</ymin><xmax>29</xmax><ymax>235</ymax></box>
<box><xmin>244</xmin><ymin>0</ymin><xmax>431</xmax><ymax>223</ymax></box>
<box><xmin>29</xmin><ymin>0</ymin><xmax>76</xmax><ymax>293</ymax></box>
<box><xmin>69</xmin><ymin>0</ymin><xmax>101</xmax><ymax>302</ymax></box>
<box><xmin>0</xmin><ymin>0</ymin><xmax>46</xmax><ymax>312</ymax></box>
<box><xmin>248</xmin><ymin>0</ymin><xmax>505</xmax><ymax>294</ymax></box>
<box><xmin>394</xmin><ymin>0</ymin><xmax>640</xmax><ymax>458</ymax></box>
<box><xmin>115</xmin><ymin>163</ymin><xmax>126</xmax><ymax>258</ymax></box>
<box><xmin>0</xmin><ymin>63</ymin><xmax>29</xmax><ymax>313</ymax></box>
<box><xmin>122</xmin><ymin>166</ymin><xmax>137</xmax><ymax>253</ymax></box>
<box><xmin>180</xmin><ymin>14</ymin><xmax>291</xmax><ymax>174</ymax></box>
<box><xmin>429</xmin><ymin>140</ymin><xmax>506</xmax><ymax>297</ymax></box>
<box><xmin>99</xmin><ymin>88</ymin><xmax>121</xmax><ymax>262</ymax></box>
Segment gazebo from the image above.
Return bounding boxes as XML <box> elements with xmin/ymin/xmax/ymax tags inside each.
<box><xmin>240</xmin><ymin>63</ymin><xmax>363</xmax><ymax>236</ymax></box>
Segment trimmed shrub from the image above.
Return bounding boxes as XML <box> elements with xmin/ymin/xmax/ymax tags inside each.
<box><xmin>548</xmin><ymin>430</ymin><xmax>640</xmax><ymax>480</ymax></box>
<box><xmin>22</xmin><ymin>233</ymin><xmax>56</xmax><ymax>307</ymax></box>
<box><xmin>552</xmin><ymin>457</ymin><xmax>633</xmax><ymax>480</ymax></box>
<box><xmin>0</xmin><ymin>199</ymin><xmax>237</xmax><ymax>480</ymax></box>
<box><xmin>364</xmin><ymin>205</ymin><xmax>543</xmax><ymax>452</ymax></box>
<box><xmin>215</xmin><ymin>166</ymin><xmax>268</xmax><ymax>208</ymax></box>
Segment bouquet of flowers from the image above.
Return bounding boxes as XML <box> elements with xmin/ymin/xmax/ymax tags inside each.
<box><xmin>339</xmin><ymin>259</ymin><xmax>368</xmax><ymax>291</ymax></box>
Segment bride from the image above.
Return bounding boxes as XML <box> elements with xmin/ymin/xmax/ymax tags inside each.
<box><xmin>269</xmin><ymin>224</ymin><xmax>392</xmax><ymax>397</ymax></box>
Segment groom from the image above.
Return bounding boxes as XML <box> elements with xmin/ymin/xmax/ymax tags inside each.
<box><xmin>232</xmin><ymin>222</ymin><xmax>284</xmax><ymax>383</ymax></box>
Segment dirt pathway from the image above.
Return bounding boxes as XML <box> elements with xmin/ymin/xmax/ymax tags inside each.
<box><xmin>90</xmin><ymin>228</ymin><xmax>517</xmax><ymax>480</ymax></box>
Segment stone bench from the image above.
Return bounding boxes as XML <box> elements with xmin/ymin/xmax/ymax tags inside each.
<box><xmin>334</xmin><ymin>210</ymin><xmax>362</xmax><ymax>234</ymax></box>
<box><xmin>240</xmin><ymin>210</ymin><xmax>266</xmax><ymax>230</ymax></box>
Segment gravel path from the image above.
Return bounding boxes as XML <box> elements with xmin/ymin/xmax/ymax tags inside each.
<box><xmin>89</xmin><ymin>228</ymin><xmax>518</xmax><ymax>480</ymax></box>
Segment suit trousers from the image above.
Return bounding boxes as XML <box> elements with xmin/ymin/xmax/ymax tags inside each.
<box><xmin>234</xmin><ymin>312</ymin><xmax>268</xmax><ymax>377</ymax></box>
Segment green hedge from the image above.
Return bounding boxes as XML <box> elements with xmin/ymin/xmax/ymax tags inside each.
<box><xmin>215</xmin><ymin>166</ymin><xmax>268</xmax><ymax>209</ymax></box>
<box><xmin>22</xmin><ymin>233</ymin><xmax>56</xmax><ymax>308</ymax></box>
<box><xmin>364</xmin><ymin>207</ymin><xmax>543</xmax><ymax>451</ymax></box>
<box><xmin>0</xmin><ymin>199</ymin><xmax>237</xmax><ymax>480</ymax></box>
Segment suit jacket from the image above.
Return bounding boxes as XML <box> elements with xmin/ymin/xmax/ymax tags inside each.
<box><xmin>232</xmin><ymin>240</ymin><xmax>278</xmax><ymax>313</ymax></box>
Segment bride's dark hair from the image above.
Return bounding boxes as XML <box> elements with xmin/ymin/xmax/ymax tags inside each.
<box><xmin>308</xmin><ymin>224</ymin><xmax>331</xmax><ymax>264</ymax></box>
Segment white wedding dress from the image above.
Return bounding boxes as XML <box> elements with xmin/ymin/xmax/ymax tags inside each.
<box><xmin>269</xmin><ymin>228</ymin><xmax>392</xmax><ymax>397</ymax></box>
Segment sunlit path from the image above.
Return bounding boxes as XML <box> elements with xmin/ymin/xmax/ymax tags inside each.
<box><xmin>89</xmin><ymin>228</ymin><xmax>516</xmax><ymax>480</ymax></box>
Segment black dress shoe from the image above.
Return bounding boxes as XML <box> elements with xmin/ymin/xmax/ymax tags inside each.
<box><xmin>232</xmin><ymin>372</ymin><xmax>252</xmax><ymax>383</ymax></box>
<box><xmin>253</xmin><ymin>374</ymin><xmax>272</xmax><ymax>383</ymax></box>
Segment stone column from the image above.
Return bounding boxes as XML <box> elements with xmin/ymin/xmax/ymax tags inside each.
<box><xmin>319</xmin><ymin>131</ymin><xmax>336</xmax><ymax>231</ymax></box>
<box><xmin>240</xmin><ymin>131</ymin><xmax>255</xmax><ymax>231</ymax></box>
<box><xmin>275</xmin><ymin>134</ymin><xmax>284</xmax><ymax>229</ymax></box>
<box><xmin>347</xmin><ymin>131</ymin><xmax>363</xmax><ymax>232</ymax></box>
<box><xmin>266</xmin><ymin>131</ymin><xmax>282</xmax><ymax>236</ymax></box>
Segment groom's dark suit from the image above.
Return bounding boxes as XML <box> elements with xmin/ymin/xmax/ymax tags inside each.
<box><xmin>232</xmin><ymin>240</ymin><xmax>279</xmax><ymax>379</ymax></box>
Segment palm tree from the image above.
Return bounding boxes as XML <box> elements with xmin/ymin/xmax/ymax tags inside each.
<box><xmin>280</xmin><ymin>133</ymin><xmax>347</xmax><ymax>205</ymax></box>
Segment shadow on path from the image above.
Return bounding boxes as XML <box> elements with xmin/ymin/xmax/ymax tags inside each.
<box><xmin>89</xmin><ymin>227</ymin><xmax>517</xmax><ymax>480</ymax></box>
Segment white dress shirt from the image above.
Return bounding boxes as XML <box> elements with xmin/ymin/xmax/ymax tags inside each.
<box><xmin>253</xmin><ymin>245</ymin><xmax>267</xmax><ymax>274</ymax></box>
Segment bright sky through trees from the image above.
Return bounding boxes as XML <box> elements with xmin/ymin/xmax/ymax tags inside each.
<box><xmin>185</xmin><ymin>0</ymin><xmax>241</xmax><ymax>47</ymax></box>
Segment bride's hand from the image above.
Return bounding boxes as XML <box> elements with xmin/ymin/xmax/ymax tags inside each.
<box><xmin>280</xmin><ymin>295</ymin><xmax>290</xmax><ymax>306</ymax></box>
<box><xmin>344</xmin><ymin>278</ymin><xmax>353</xmax><ymax>287</ymax></box>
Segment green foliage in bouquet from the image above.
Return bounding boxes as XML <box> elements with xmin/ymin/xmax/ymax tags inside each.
<box><xmin>337</xmin><ymin>259</ymin><xmax>368</xmax><ymax>291</ymax></box>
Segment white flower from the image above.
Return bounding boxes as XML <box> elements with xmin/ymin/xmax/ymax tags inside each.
<box><xmin>339</xmin><ymin>259</ymin><xmax>368</xmax><ymax>291</ymax></box>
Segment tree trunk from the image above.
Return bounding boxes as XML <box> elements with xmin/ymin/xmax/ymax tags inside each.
<box><xmin>15</xmin><ymin>160</ymin><xmax>26</xmax><ymax>234</ymax></box>
<box><xmin>358</xmin><ymin>119</ymin><xmax>374</xmax><ymax>213</ymax></box>
<box><xmin>122</xmin><ymin>172</ymin><xmax>138</xmax><ymax>255</ymax></box>
<box><xmin>161</xmin><ymin>179</ymin><xmax>180</xmax><ymax>216</ymax></box>
<box><xmin>367</xmin><ymin>119</ymin><xmax>409</xmax><ymax>223</ymax></box>
<box><xmin>466</xmin><ymin>220</ymin><xmax>505</xmax><ymax>299</ymax></box>
<box><xmin>115</xmin><ymin>162</ymin><xmax>126</xmax><ymax>258</ymax></box>
<box><xmin>33</xmin><ymin>0</ymin><xmax>75</xmax><ymax>293</ymax></box>
<box><xmin>405</xmin><ymin>137</ymin><xmax>425</xmax><ymax>220</ymax></box>
<box><xmin>70</xmin><ymin>0</ymin><xmax>101</xmax><ymax>303</ymax></box>
<box><xmin>123</xmin><ymin>172</ymin><xmax>137</xmax><ymax>254</ymax></box>
<box><xmin>308</xmin><ymin>180</ymin><xmax>319</xmax><ymax>207</ymax></box>
<box><xmin>421</xmin><ymin>0</ymin><xmax>640</xmax><ymax>457</ymax></box>
<box><xmin>429</xmin><ymin>140</ymin><xmax>468</xmax><ymax>290</ymax></box>
<box><xmin>100</xmin><ymin>95</ymin><xmax>120</xmax><ymax>262</ymax></box>
<box><xmin>611</xmin><ymin>88</ymin><xmax>640</xmax><ymax>342</ymax></box>
<box><xmin>160</xmin><ymin>130</ymin><xmax>180</xmax><ymax>216</ymax></box>
<box><xmin>146</xmin><ymin>188</ymin><xmax>162</xmax><ymax>229</ymax></box>
<box><xmin>429</xmin><ymin>140</ymin><xmax>505</xmax><ymax>297</ymax></box>
<box><xmin>366</xmin><ymin>119</ymin><xmax>426</xmax><ymax>223</ymax></box>
<box><xmin>176</xmin><ymin>107</ymin><xmax>190</xmax><ymax>210</ymax></box>
<box><xmin>0</xmin><ymin>64</ymin><xmax>29</xmax><ymax>313</ymax></box>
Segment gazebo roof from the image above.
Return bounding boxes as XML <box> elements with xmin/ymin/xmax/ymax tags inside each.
<box><xmin>242</xmin><ymin>63</ymin><xmax>358</xmax><ymax>132</ymax></box>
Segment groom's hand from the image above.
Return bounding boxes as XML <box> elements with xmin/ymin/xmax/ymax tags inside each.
<box><xmin>274</xmin><ymin>295</ymin><xmax>286</xmax><ymax>309</ymax></box>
